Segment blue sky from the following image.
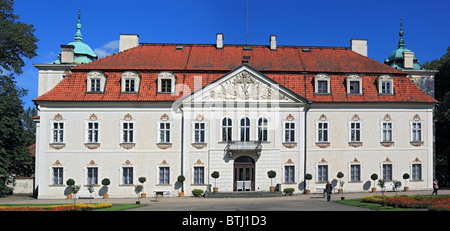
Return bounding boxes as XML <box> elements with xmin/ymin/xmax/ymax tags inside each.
<box><xmin>13</xmin><ymin>0</ymin><xmax>450</xmax><ymax>109</ymax></box>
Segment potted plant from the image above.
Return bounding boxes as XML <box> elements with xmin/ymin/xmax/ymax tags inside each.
<box><xmin>192</xmin><ymin>189</ymin><xmax>204</xmax><ymax>197</ymax></box>
<box><xmin>211</xmin><ymin>171</ymin><xmax>220</xmax><ymax>192</ymax></box>
<box><xmin>135</xmin><ymin>185</ymin><xmax>143</xmax><ymax>204</ymax></box>
<box><xmin>283</xmin><ymin>188</ymin><xmax>294</xmax><ymax>196</ymax></box>
<box><xmin>138</xmin><ymin>177</ymin><xmax>146</xmax><ymax>198</ymax></box>
<box><xmin>403</xmin><ymin>173</ymin><xmax>410</xmax><ymax>191</ymax></box>
<box><xmin>304</xmin><ymin>173</ymin><xmax>312</xmax><ymax>194</ymax></box>
<box><xmin>267</xmin><ymin>170</ymin><xmax>276</xmax><ymax>191</ymax></box>
<box><xmin>370</xmin><ymin>173</ymin><xmax>378</xmax><ymax>192</ymax></box>
<box><xmin>177</xmin><ymin>175</ymin><xmax>185</xmax><ymax>197</ymax></box>
<box><xmin>337</xmin><ymin>172</ymin><xmax>344</xmax><ymax>194</ymax></box>
<box><xmin>101</xmin><ymin>178</ymin><xmax>110</xmax><ymax>198</ymax></box>
<box><xmin>66</xmin><ymin>178</ymin><xmax>75</xmax><ymax>199</ymax></box>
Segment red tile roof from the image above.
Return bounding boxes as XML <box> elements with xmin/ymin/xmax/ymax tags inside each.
<box><xmin>34</xmin><ymin>43</ymin><xmax>436</xmax><ymax>104</ymax></box>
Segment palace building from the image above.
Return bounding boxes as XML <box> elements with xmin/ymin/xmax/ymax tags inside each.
<box><xmin>33</xmin><ymin>13</ymin><xmax>436</xmax><ymax>198</ymax></box>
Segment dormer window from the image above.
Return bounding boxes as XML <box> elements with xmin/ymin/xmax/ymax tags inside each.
<box><xmin>86</xmin><ymin>71</ymin><xmax>106</xmax><ymax>93</ymax></box>
<box><xmin>314</xmin><ymin>74</ymin><xmax>330</xmax><ymax>94</ymax></box>
<box><xmin>378</xmin><ymin>75</ymin><xmax>394</xmax><ymax>95</ymax></box>
<box><xmin>121</xmin><ymin>71</ymin><xmax>140</xmax><ymax>93</ymax></box>
<box><xmin>157</xmin><ymin>72</ymin><xmax>176</xmax><ymax>94</ymax></box>
<box><xmin>346</xmin><ymin>75</ymin><xmax>362</xmax><ymax>95</ymax></box>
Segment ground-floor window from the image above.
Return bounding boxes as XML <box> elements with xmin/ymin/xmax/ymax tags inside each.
<box><xmin>383</xmin><ymin>164</ymin><xmax>392</xmax><ymax>181</ymax></box>
<box><xmin>318</xmin><ymin>165</ymin><xmax>328</xmax><ymax>182</ymax></box>
<box><xmin>52</xmin><ymin>167</ymin><xmax>63</xmax><ymax>185</ymax></box>
<box><xmin>350</xmin><ymin>165</ymin><xmax>360</xmax><ymax>182</ymax></box>
<box><xmin>122</xmin><ymin>167</ymin><xmax>133</xmax><ymax>185</ymax></box>
<box><xmin>284</xmin><ymin>166</ymin><xmax>295</xmax><ymax>183</ymax></box>
<box><xmin>87</xmin><ymin>167</ymin><xmax>98</xmax><ymax>185</ymax></box>
<box><xmin>159</xmin><ymin>167</ymin><xmax>170</xmax><ymax>184</ymax></box>
<box><xmin>193</xmin><ymin>167</ymin><xmax>204</xmax><ymax>184</ymax></box>
<box><xmin>412</xmin><ymin>164</ymin><xmax>422</xmax><ymax>180</ymax></box>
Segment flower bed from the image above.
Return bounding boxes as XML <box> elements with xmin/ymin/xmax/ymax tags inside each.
<box><xmin>361</xmin><ymin>195</ymin><xmax>450</xmax><ymax>211</ymax></box>
<box><xmin>0</xmin><ymin>203</ymin><xmax>112</xmax><ymax>211</ymax></box>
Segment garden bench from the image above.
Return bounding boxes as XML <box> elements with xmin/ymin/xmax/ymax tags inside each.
<box><xmin>153</xmin><ymin>189</ymin><xmax>172</xmax><ymax>197</ymax></box>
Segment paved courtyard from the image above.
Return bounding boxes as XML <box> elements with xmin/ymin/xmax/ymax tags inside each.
<box><xmin>2</xmin><ymin>189</ymin><xmax>448</xmax><ymax>211</ymax></box>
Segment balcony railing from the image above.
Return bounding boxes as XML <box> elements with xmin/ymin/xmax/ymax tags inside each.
<box><xmin>225</xmin><ymin>140</ymin><xmax>262</xmax><ymax>156</ymax></box>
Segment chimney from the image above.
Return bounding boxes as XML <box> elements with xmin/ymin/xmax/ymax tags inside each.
<box><xmin>403</xmin><ymin>51</ymin><xmax>414</xmax><ymax>69</ymax></box>
<box><xmin>216</xmin><ymin>33</ymin><xmax>224</xmax><ymax>49</ymax></box>
<box><xmin>350</xmin><ymin>39</ymin><xmax>367</xmax><ymax>57</ymax></box>
<box><xmin>60</xmin><ymin>45</ymin><xmax>75</xmax><ymax>63</ymax></box>
<box><xmin>270</xmin><ymin>35</ymin><xmax>276</xmax><ymax>50</ymax></box>
<box><xmin>119</xmin><ymin>34</ymin><xmax>139</xmax><ymax>52</ymax></box>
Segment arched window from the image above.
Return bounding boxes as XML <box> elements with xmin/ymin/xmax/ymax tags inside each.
<box><xmin>221</xmin><ymin>117</ymin><xmax>232</xmax><ymax>142</ymax></box>
<box><xmin>258</xmin><ymin>117</ymin><xmax>268</xmax><ymax>141</ymax></box>
<box><xmin>240</xmin><ymin>117</ymin><xmax>250</xmax><ymax>142</ymax></box>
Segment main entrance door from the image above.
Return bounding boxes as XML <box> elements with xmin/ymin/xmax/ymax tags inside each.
<box><xmin>233</xmin><ymin>156</ymin><xmax>255</xmax><ymax>191</ymax></box>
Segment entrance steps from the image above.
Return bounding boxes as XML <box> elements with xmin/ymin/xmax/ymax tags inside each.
<box><xmin>204</xmin><ymin>191</ymin><xmax>283</xmax><ymax>198</ymax></box>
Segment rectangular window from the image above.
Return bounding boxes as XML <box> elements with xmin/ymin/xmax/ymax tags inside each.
<box><xmin>159</xmin><ymin>167</ymin><xmax>170</xmax><ymax>184</ymax></box>
<box><xmin>381</xmin><ymin>81</ymin><xmax>391</xmax><ymax>94</ymax></box>
<box><xmin>349</xmin><ymin>122</ymin><xmax>361</xmax><ymax>142</ymax></box>
<box><xmin>87</xmin><ymin>167</ymin><xmax>98</xmax><ymax>185</ymax></box>
<box><xmin>382</xmin><ymin>122</ymin><xmax>393</xmax><ymax>142</ymax></box>
<box><xmin>125</xmin><ymin>79</ymin><xmax>135</xmax><ymax>92</ymax></box>
<box><xmin>91</xmin><ymin>78</ymin><xmax>101</xmax><ymax>92</ymax></box>
<box><xmin>121</xmin><ymin>121</ymin><xmax>134</xmax><ymax>143</ymax></box>
<box><xmin>221</xmin><ymin>118</ymin><xmax>232</xmax><ymax>142</ymax></box>
<box><xmin>349</xmin><ymin>81</ymin><xmax>360</xmax><ymax>94</ymax></box>
<box><xmin>194</xmin><ymin>167</ymin><xmax>204</xmax><ymax>184</ymax></box>
<box><xmin>258</xmin><ymin>118</ymin><xmax>268</xmax><ymax>142</ymax></box>
<box><xmin>122</xmin><ymin>167</ymin><xmax>133</xmax><ymax>185</ymax></box>
<box><xmin>161</xmin><ymin>79</ymin><xmax>172</xmax><ymax>93</ymax></box>
<box><xmin>318</xmin><ymin>165</ymin><xmax>328</xmax><ymax>182</ymax></box>
<box><xmin>284</xmin><ymin>122</ymin><xmax>296</xmax><ymax>142</ymax></box>
<box><xmin>159</xmin><ymin>122</ymin><xmax>171</xmax><ymax>143</ymax></box>
<box><xmin>52</xmin><ymin>167</ymin><xmax>63</xmax><ymax>185</ymax></box>
<box><xmin>86</xmin><ymin>121</ymin><xmax>99</xmax><ymax>143</ymax></box>
<box><xmin>383</xmin><ymin>164</ymin><xmax>392</xmax><ymax>181</ymax></box>
<box><xmin>350</xmin><ymin>165</ymin><xmax>361</xmax><ymax>182</ymax></box>
<box><xmin>412</xmin><ymin>164</ymin><xmax>422</xmax><ymax>181</ymax></box>
<box><xmin>317</xmin><ymin>122</ymin><xmax>329</xmax><ymax>142</ymax></box>
<box><xmin>411</xmin><ymin>122</ymin><xmax>422</xmax><ymax>142</ymax></box>
<box><xmin>284</xmin><ymin>166</ymin><xmax>295</xmax><ymax>183</ymax></box>
<box><xmin>52</xmin><ymin>122</ymin><xmax>64</xmax><ymax>143</ymax></box>
<box><xmin>317</xmin><ymin>80</ymin><xmax>328</xmax><ymax>94</ymax></box>
<box><xmin>193</xmin><ymin>122</ymin><xmax>205</xmax><ymax>143</ymax></box>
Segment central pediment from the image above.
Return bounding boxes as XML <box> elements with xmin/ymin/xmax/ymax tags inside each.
<box><xmin>181</xmin><ymin>65</ymin><xmax>308</xmax><ymax>104</ymax></box>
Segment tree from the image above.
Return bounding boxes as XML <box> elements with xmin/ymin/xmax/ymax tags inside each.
<box><xmin>0</xmin><ymin>0</ymin><xmax>38</xmax><ymax>197</ymax></box>
<box><xmin>21</xmin><ymin>106</ymin><xmax>37</xmax><ymax>147</ymax></box>
<box><xmin>424</xmin><ymin>46</ymin><xmax>450</xmax><ymax>186</ymax></box>
<box><xmin>0</xmin><ymin>74</ymin><xmax>34</xmax><ymax>196</ymax></box>
<box><xmin>0</xmin><ymin>0</ymin><xmax>38</xmax><ymax>75</ymax></box>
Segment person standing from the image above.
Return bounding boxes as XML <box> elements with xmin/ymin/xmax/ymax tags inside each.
<box><xmin>325</xmin><ymin>181</ymin><xmax>333</xmax><ymax>202</ymax></box>
<box><xmin>432</xmin><ymin>178</ymin><xmax>438</xmax><ymax>195</ymax></box>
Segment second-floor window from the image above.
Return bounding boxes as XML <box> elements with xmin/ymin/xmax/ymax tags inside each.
<box><xmin>349</xmin><ymin>121</ymin><xmax>362</xmax><ymax>142</ymax></box>
<box><xmin>86</xmin><ymin>121</ymin><xmax>99</xmax><ymax>143</ymax></box>
<box><xmin>258</xmin><ymin>117</ymin><xmax>268</xmax><ymax>141</ymax></box>
<box><xmin>52</xmin><ymin>122</ymin><xmax>65</xmax><ymax>143</ymax></box>
<box><xmin>240</xmin><ymin>117</ymin><xmax>250</xmax><ymax>142</ymax></box>
<box><xmin>159</xmin><ymin>121</ymin><xmax>171</xmax><ymax>143</ymax></box>
<box><xmin>317</xmin><ymin>121</ymin><xmax>329</xmax><ymax>142</ymax></box>
<box><xmin>221</xmin><ymin>117</ymin><xmax>232</xmax><ymax>142</ymax></box>
<box><xmin>193</xmin><ymin>122</ymin><xmax>205</xmax><ymax>143</ymax></box>
<box><xmin>283</xmin><ymin>121</ymin><xmax>296</xmax><ymax>143</ymax></box>
<box><xmin>121</xmin><ymin>121</ymin><xmax>134</xmax><ymax>143</ymax></box>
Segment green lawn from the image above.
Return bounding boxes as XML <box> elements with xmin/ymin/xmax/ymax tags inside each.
<box><xmin>333</xmin><ymin>198</ymin><xmax>422</xmax><ymax>211</ymax></box>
